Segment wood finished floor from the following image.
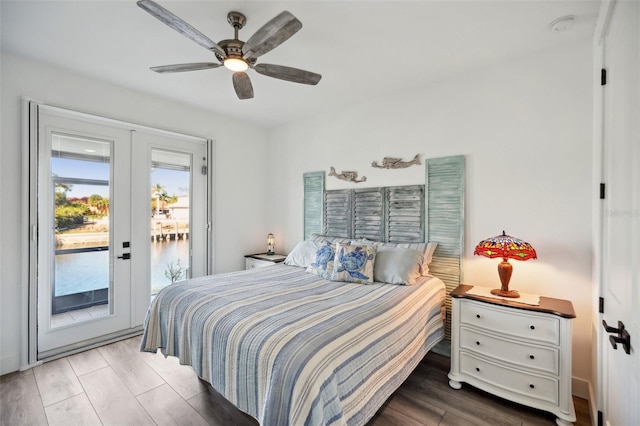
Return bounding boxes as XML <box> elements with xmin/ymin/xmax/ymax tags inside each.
<box><xmin>0</xmin><ymin>336</ymin><xmax>591</xmax><ymax>426</ymax></box>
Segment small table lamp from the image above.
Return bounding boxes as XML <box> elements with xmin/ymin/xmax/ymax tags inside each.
<box><xmin>474</xmin><ymin>231</ymin><xmax>537</xmax><ymax>298</ymax></box>
<box><xmin>267</xmin><ymin>233</ymin><xmax>275</xmax><ymax>255</ymax></box>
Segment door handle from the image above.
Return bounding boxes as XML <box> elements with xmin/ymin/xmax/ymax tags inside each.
<box><xmin>117</xmin><ymin>253</ymin><xmax>131</xmax><ymax>260</ymax></box>
<box><xmin>603</xmin><ymin>320</ymin><xmax>631</xmax><ymax>355</ymax></box>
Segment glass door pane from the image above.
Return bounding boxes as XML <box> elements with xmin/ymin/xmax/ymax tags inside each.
<box><xmin>150</xmin><ymin>149</ymin><xmax>192</xmax><ymax>294</ymax></box>
<box><xmin>50</xmin><ymin>134</ymin><xmax>111</xmax><ymax>327</ymax></box>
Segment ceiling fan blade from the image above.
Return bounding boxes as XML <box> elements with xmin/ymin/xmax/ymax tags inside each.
<box><xmin>150</xmin><ymin>63</ymin><xmax>222</xmax><ymax>73</ymax></box>
<box><xmin>242</xmin><ymin>11</ymin><xmax>302</xmax><ymax>60</ymax></box>
<box><xmin>233</xmin><ymin>72</ymin><xmax>254</xmax><ymax>100</ymax></box>
<box><xmin>254</xmin><ymin>64</ymin><xmax>321</xmax><ymax>85</ymax></box>
<box><xmin>137</xmin><ymin>0</ymin><xmax>226</xmax><ymax>58</ymax></box>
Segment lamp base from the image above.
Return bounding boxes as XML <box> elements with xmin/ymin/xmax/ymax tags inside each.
<box><xmin>491</xmin><ymin>288</ymin><xmax>520</xmax><ymax>298</ymax></box>
<box><xmin>495</xmin><ymin>259</ymin><xmax>519</xmax><ymax>298</ymax></box>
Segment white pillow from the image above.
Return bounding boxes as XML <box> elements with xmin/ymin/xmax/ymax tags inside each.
<box><xmin>373</xmin><ymin>246</ymin><xmax>423</xmax><ymax>285</ymax></box>
<box><xmin>284</xmin><ymin>240</ymin><xmax>321</xmax><ymax>267</ymax></box>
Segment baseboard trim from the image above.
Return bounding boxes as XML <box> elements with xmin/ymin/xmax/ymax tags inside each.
<box><xmin>572</xmin><ymin>377</ymin><xmax>590</xmax><ymax>400</ymax></box>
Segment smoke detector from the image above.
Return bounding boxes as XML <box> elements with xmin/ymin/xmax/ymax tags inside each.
<box><xmin>549</xmin><ymin>15</ymin><xmax>576</xmax><ymax>32</ymax></box>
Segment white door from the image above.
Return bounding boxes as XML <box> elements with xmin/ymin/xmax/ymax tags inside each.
<box><xmin>37</xmin><ymin>111</ymin><xmax>135</xmax><ymax>355</ymax></box>
<box><xmin>36</xmin><ymin>108</ymin><xmax>209</xmax><ymax>357</ymax></box>
<box><xmin>599</xmin><ymin>1</ymin><xmax>639</xmax><ymax>425</ymax></box>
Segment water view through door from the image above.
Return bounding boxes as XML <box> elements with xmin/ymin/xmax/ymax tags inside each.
<box><xmin>35</xmin><ymin>106</ymin><xmax>209</xmax><ymax>358</ymax></box>
<box><xmin>50</xmin><ymin>143</ymin><xmax>195</xmax><ymax>323</ymax></box>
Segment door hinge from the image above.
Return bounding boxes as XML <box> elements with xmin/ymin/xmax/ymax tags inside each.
<box><xmin>600</xmin><ymin>183</ymin><xmax>606</xmax><ymax>200</ymax></box>
<box><xmin>599</xmin><ymin>297</ymin><xmax>604</xmax><ymax>313</ymax></box>
<box><xmin>201</xmin><ymin>165</ymin><xmax>207</xmax><ymax>175</ymax></box>
<box><xmin>601</xmin><ymin>68</ymin><xmax>607</xmax><ymax>86</ymax></box>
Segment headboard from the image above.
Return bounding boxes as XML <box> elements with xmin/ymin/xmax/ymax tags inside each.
<box><xmin>303</xmin><ymin>155</ymin><xmax>465</xmax><ymax>339</ymax></box>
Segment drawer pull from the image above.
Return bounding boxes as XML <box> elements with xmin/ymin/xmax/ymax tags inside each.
<box><xmin>476</xmin><ymin>341</ymin><xmax>481</xmax><ymax>346</ymax></box>
<box><xmin>530</xmin><ymin>325</ymin><xmax>535</xmax><ymax>330</ymax></box>
<box><xmin>529</xmin><ymin>354</ymin><xmax>535</xmax><ymax>360</ymax></box>
<box><xmin>476</xmin><ymin>314</ymin><xmax>481</xmax><ymax>319</ymax></box>
<box><xmin>476</xmin><ymin>367</ymin><xmax>480</xmax><ymax>372</ymax></box>
<box><xmin>529</xmin><ymin>384</ymin><xmax>535</xmax><ymax>389</ymax></box>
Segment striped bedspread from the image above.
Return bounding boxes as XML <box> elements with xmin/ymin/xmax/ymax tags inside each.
<box><xmin>141</xmin><ymin>264</ymin><xmax>445</xmax><ymax>426</ymax></box>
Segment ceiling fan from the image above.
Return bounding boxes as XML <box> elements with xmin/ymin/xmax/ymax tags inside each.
<box><xmin>137</xmin><ymin>0</ymin><xmax>322</xmax><ymax>100</ymax></box>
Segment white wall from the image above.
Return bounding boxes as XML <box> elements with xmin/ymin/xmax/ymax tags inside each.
<box><xmin>1</xmin><ymin>37</ymin><xmax>596</xmax><ymax>394</ymax></box>
<box><xmin>268</xmin><ymin>40</ymin><xmax>594</xmax><ymax>393</ymax></box>
<box><xmin>0</xmin><ymin>54</ymin><xmax>270</xmax><ymax>374</ymax></box>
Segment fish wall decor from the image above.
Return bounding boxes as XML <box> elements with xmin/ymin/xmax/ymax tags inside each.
<box><xmin>328</xmin><ymin>167</ymin><xmax>367</xmax><ymax>183</ymax></box>
<box><xmin>371</xmin><ymin>154</ymin><xmax>421</xmax><ymax>169</ymax></box>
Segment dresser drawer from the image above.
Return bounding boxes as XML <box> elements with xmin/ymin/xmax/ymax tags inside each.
<box><xmin>460</xmin><ymin>300</ymin><xmax>560</xmax><ymax>345</ymax></box>
<box><xmin>460</xmin><ymin>352</ymin><xmax>559</xmax><ymax>406</ymax></box>
<box><xmin>460</xmin><ymin>327</ymin><xmax>559</xmax><ymax>375</ymax></box>
<box><xmin>245</xmin><ymin>258</ymin><xmax>274</xmax><ymax>269</ymax></box>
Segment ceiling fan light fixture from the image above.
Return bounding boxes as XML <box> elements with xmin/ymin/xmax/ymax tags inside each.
<box><xmin>224</xmin><ymin>57</ymin><xmax>249</xmax><ymax>72</ymax></box>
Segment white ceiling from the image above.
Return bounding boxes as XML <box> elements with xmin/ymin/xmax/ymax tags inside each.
<box><xmin>1</xmin><ymin>1</ymin><xmax>600</xmax><ymax>128</ymax></box>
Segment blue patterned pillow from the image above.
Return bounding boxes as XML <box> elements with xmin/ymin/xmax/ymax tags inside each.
<box><xmin>330</xmin><ymin>243</ymin><xmax>377</xmax><ymax>284</ymax></box>
<box><xmin>306</xmin><ymin>242</ymin><xmax>336</xmax><ymax>279</ymax></box>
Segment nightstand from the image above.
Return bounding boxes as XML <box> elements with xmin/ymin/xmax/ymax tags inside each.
<box><xmin>448</xmin><ymin>285</ymin><xmax>576</xmax><ymax>426</ymax></box>
<box><xmin>244</xmin><ymin>253</ymin><xmax>287</xmax><ymax>270</ymax></box>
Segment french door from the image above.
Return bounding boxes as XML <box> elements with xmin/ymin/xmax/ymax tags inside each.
<box><xmin>34</xmin><ymin>106</ymin><xmax>209</xmax><ymax>358</ymax></box>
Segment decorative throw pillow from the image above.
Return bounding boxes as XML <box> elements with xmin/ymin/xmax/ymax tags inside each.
<box><xmin>285</xmin><ymin>240</ymin><xmax>321</xmax><ymax>267</ymax></box>
<box><xmin>306</xmin><ymin>242</ymin><xmax>336</xmax><ymax>278</ymax></box>
<box><xmin>373</xmin><ymin>245</ymin><xmax>423</xmax><ymax>285</ymax></box>
<box><xmin>330</xmin><ymin>243</ymin><xmax>377</xmax><ymax>284</ymax></box>
<box><xmin>374</xmin><ymin>241</ymin><xmax>438</xmax><ymax>276</ymax></box>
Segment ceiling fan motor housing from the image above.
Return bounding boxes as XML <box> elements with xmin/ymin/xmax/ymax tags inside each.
<box><xmin>216</xmin><ymin>39</ymin><xmax>245</xmax><ymax>61</ymax></box>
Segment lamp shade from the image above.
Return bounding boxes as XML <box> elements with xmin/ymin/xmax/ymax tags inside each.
<box><xmin>474</xmin><ymin>231</ymin><xmax>536</xmax><ymax>298</ymax></box>
<box><xmin>474</xmin><ymin>231</ymin><xmax>537</xmax><ymax>261</ymax></box>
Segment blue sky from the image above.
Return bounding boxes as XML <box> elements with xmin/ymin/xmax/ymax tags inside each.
<box><xmin>52</xmin><ymin>158</ymin><xmax>189</xmax><ymax>198</ymax></box>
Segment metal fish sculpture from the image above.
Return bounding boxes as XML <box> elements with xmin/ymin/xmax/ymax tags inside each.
<box><xmin>328</xmin><ymin>167</ymin><xmax>367</xmax><ymax>183</ymax></box>
<box><xmin>371</xmin><ymin>153</ymin><xmax>421</xmax><ymax>169</ymax></box>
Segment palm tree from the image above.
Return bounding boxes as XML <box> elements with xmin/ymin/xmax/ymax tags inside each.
<box><xmin>151</xmin><ymin>183</ymin><xmax>167</xmax><ymax>216</ymax></box>
<box><xmin>151</xmin><ymin>183</ymin><xmax>178</xmax><ymax>216</ymax></box>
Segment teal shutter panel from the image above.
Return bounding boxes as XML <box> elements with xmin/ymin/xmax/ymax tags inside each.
<box><xmin>353</xmin><ymin>188</ymin><xmax>384</xmax><ymax>241</ymax></box>
<box><xmin>303</xmin><ymin>171</ymin><xmax>324</xmax><ymax>240</ymax></box>
<box><xmin>324</xmin><ymin>190</ymin><xmax>352</xmax><ymax>238</ymax></box>
<box><xmin>386</xmin><ymin>185</ymin><xmax>424</xmax><ymax>243</ymax></box>
<box><xmin>426</xmin><ymin>155</ymin><xmax>465</xmax><ymax>340</ymax></box>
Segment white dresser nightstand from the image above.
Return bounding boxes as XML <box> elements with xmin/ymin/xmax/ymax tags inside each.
<box><xmin>244</xmin><ymin>253</ymin><xmax>287</xmax><ymax>270</ymax></box>
<box><xmin>448</xmin><ymin>285</ymin><xmax>576</xmax><ymax>426</ymax></box>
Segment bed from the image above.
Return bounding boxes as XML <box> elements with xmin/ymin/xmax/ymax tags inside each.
<box><xmin>142</xmin><ymin>262</ymin><xmax>445</xmax><ymax>425</ymax></box>
<box><xmin>141</xmin><ymin>155</ymin><xmax>465</xmax><ymax>425</ymax></box>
